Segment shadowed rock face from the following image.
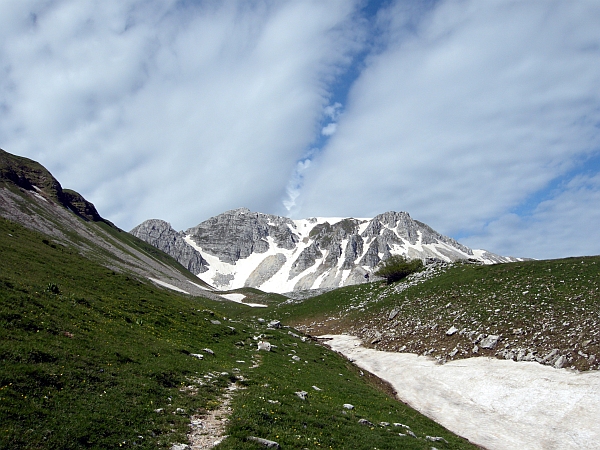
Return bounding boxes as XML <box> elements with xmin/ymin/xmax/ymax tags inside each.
<box><xmin>0</xmin><ymin>149</ymin><xmax>107</xmax><ymax>223</ymax></box>
<box><xmin>132</xmin><ymin>208</ymin><xmax>519</xmax><ymax>293</ymax></box>
<box><xmin>130</xmin><ymin>219</ymin><xmax>208</xmax><ymax>274</ymax></box>
<box><xmin>186</xmin><ymin>208</ymin><xmax>298</xmax><ymax>264</ymax></box>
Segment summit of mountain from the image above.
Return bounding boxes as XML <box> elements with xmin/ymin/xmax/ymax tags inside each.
<box><xmin>132</xmin><ymin>207</ymin><xmax>524</xmax><ymax>294</ymax></box>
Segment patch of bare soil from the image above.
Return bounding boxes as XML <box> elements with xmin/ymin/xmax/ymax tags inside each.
<box><xmin>187</xmin><ymin>383</ymin><xmax>242</xmax><ymax>449</ymax></box>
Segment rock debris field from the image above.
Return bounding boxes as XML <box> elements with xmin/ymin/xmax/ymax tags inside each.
<box><xmin>296</xmin><ymin>259</ymin><xmax>600</xmax><ymax>372</ymax></box>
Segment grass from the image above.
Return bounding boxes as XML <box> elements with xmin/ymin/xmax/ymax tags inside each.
<box><xmin>280</xmin><ymin>258</ymin><xmax>600</xmax><ymax>371</ymax></box>
<box><xmin>0</xmin><ymin>216</ymin><xmax>479</xmax><ymax>449</ymax></box>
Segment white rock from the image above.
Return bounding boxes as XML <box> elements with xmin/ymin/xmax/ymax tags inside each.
<box><xmin>295</xmin><ymin>391</ymin><xmax>308</xmax><ymax>400</ymax></box>
<box><xmin>171</xmin><ymin>444</ymin><xmax>190</xmax><ymax>450</ymax></box>
<box><xmin>479</xmin><ymin>335</ymin><xmax>500</xmax><ymax>349</ymax></box>
<box><xmin>257</xmin><ymin>341</ymin><xmax>271</xmax><ymax>351</ymax></box>
<box><xmin>343</xmin><ymin>403</ymin><xmax>354</xmax><ymax>409</ymax></box>
<box><xmin>446</xmin><ymin>326</ymin><xmax>459</xmax><ymax>336</ymax></box>
<box><xmin>554</xmin><ymin>355</ymin><xmax>566</xmax><ymax>369</ymax></box>
<box><xmin>268</xmin><ymin>320</ymin><xmax>281</xmax><ymax>329</ymax></box>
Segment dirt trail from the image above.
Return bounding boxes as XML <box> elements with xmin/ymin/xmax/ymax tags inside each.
<box><xmin>187</xmin><ymin>383</ymin><xmax>242</xmax><ymax>449</ymax></box>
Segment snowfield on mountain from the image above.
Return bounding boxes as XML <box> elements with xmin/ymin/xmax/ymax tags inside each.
<box><xmin>132</xmin><ymin>208</ymin><xmax>523</xmax><ymax>293</ymax></box>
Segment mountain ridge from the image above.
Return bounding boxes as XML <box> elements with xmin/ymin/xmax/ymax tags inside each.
<box><xmin>132</xmin><ymin>207</ymin><xmax>523</xmax><ymax>294</ymax></box>
<box><xmin>0</xmin><ymin>148</ymin><xmax>216</xmax><ymax>298</ymax></box>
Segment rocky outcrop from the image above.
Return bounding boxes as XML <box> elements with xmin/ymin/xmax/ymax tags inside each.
<box><xmin>289</xmin><ymin>242</ymin><xmax>322</xmax><ymax>280</ymax></box>
<box><xmin>245</xmin><ymin>254</ymin><xmax>286</xmax><ymax>288</ymax></box>
<box><xmin>130</xmin><ymin>219</ymin><xmax>208</xmax><ymax>274</ymax></box>
<box><xmin>0</xmin><ymin>149</ymin><xmax>111</xmax><ymax>224</ymax></box>
<box><xmin>185</xmin><ymin>208</ymin><xmax>298</xmax><ymax>264</ymax></box>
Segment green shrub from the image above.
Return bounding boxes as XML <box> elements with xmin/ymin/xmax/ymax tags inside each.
<box><xmin>374</xmin><ymin>255</ymin><xmax>423</xmax><ymax>284</ymax></box>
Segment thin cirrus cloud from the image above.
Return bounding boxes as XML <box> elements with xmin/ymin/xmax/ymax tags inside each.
<box><xmin>0</xmin><ymin>0</ymin><xmax>599</xmax><ymax>260</ymax></box>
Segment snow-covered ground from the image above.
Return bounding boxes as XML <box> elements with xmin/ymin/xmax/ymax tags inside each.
<box><xmin>149</xmin><ymin>277</ymin><xmax>189</xmax><ymax>294</ymax></box>
<box><xmin>320</xmin><ymin>334</ymin><xmax>600</xmax><ymax>450</ymax></box>
<box><xmin>149</xmin><ymin>278</ymin><xmax>267</xmax><ymax>307</ymax></box>
<box><xmin>220</xmin><ymin>293</ymin><xmax>267</xmax><ymax>308</ymax></box>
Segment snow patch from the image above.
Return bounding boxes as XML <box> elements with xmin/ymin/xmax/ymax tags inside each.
<box><xmin>221</xmin><ymin>293</ymin><xmax>246</xmax><ymax>302</ymax></box>
<box><xmin>321</xmin><ymin>334</ymin><xmax>600</xmax><ymax>450</ymax></box>
<box><xmin>148</xmin><ymin>278</ymin><xmax>189</xmax><ymax>294</ymax></box>
<box><xmin>220</xmin><ymin>293</ymin><xmax>267</xmax><ymax>308</ymax></box>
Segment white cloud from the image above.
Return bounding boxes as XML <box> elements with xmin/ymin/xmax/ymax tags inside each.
<box><xmin>296</xmin><ymin>0</ymin><xmax>600</xmax><ymax>257</ymax></box>
<box><xmin>462</xmin><ymin>173</ymin><xmax>600</xmax><ymax>259</ymax></box>
<box><xmin>321</xmin><ymin>122</ymin><xmax>337</xmax><ymax>136</ymax></box>
<box><xmin>283</xmin><ymin>157</ymin><xmax>312</xmax><ymax>214</ymax></box>
<box><xmin>1</xmin><ymin>0</ymin><xmax>599</xmax><ymax>259</ymax></box>
<box><xmin>324</xmin><ymin>101</ymin><xmax>342</xmax><ymax>120</ymax></box>
<box><xmin>0</xmin><ymin>0</ymin><xmax>363</xmax><ymax>230</ymax></box>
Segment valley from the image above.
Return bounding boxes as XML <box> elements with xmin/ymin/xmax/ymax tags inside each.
<box><xmin>2</xmin><ymin>148</ymin><xmax>599</xmax><ymax>449</ymax></box>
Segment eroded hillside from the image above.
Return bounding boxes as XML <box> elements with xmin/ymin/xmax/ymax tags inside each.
<box><xmin>281</xmin><ymin>257</ymin><xmax>600</xmax><ymax>372</ymax></box>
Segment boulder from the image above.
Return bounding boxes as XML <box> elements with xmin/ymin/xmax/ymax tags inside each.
<box><xmin>446</xmin><ymin>326</ymin><xmax>459</xmax><ymax>336</ymax></box>
<box><xmin>268</xmin><ymin>320</ymin><xmax>281</xmax><ymax>329</ymax></box>
<box><xmin>257</xmin><ymin>341</ymin><xmax>271</xmax><ymax>352</ymax></box>
<box><xmin>479</xmin><ymin>335</ymin><xmax>500</xmax><ymax>349</ymax></box>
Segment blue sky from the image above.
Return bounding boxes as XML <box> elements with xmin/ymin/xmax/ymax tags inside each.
<box><xmin>1</xmin><ymin>0</ymin><xmax>600</xmax><ymax>260</ymax></box>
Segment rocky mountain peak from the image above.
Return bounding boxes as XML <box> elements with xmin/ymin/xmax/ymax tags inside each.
<box><xmin>130</xmin><ymin>219</ymin><xmax>208</xmax><ymax>274</ymax></box>
<box><xmin>132</xmin><ymin>208</ymin><xmax>520</xmax><ymax>293</ymax></box>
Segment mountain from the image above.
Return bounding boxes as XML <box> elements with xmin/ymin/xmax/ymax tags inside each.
<box><xmin>0</xmin><ymin>148</ymin><xmax>481</xmax><ymax>449</ymax></box>
<box><xmin>132</xmin><ymin>207</ymin><xmax>522</xmax><ymax>293</ymax></box>
<box><xmin>0</xmin><ymin>148</ymin><xmax>216</xmax><ymax>298</ymax></box>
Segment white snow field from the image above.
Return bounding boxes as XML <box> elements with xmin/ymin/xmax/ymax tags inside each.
<box><xmin>220</xmin><ymin>293</ymin><xmax>267</xmax><ymax>308</ymax></box>
<box><xmin>320</xmin><ymin>334</ymin><xmax>600</xmax><ymax>450</ymax></box>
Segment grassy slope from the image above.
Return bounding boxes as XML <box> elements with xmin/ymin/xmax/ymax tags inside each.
<box><xmin>280</xmin><ymin>258</ymin><xmax>600</xmax><ymax>371</ymax></box>
<box><xmin>0</xmin><ymin>217</ymin><xmax>478</xmax><ymax>450</ymax></box>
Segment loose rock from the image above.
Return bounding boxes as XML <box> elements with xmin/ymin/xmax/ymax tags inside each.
<box><xmin>426</xmin><ymin>436</ymin><xmax>449</xmax><ymax>443</ymax></box>
<box><xmin>257</xmin><ymin>341</ymin><xmax>271</xmax><ymax>352</ymax></box>
<box><xmin>446</xmin><ymin>326</ymin><xmax>459</xmax><ymax>336</ymax></box>
<box><xmin>171</xmin><ymin>444</ymin><xmax>190</xmax><ymax>450</ymax></box>
<box><xmin>479</xmin><ymin>335</ymin><xmax>501</xmax><ymax>349</ymax></box>
<box><xmin>268</xmin><ymin>320</ymin><xmax>281</xmax><ymax>329</ymax></box>
<box><xmin>247</xmin><ymin>436</ymin><xmax>281</xmax><ymax>449</ymax></box>
<box><xmin>295</xmin><ymin>391</ymin><xmax>308</xmax><ymax>400</ymax></box>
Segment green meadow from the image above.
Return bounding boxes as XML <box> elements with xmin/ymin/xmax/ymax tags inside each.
<box><xmin>0</xmin><ymin>217</ymin><xmax>478</xmax><ymax>449</ymax></box>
